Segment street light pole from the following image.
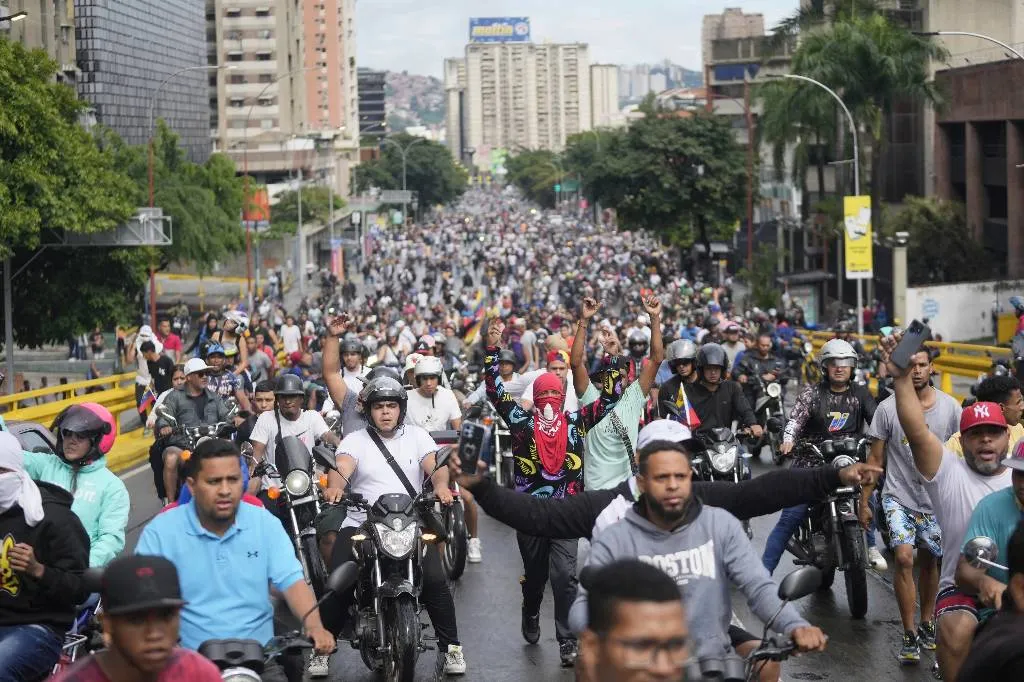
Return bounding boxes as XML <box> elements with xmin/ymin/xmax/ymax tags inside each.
<box><xmin>778</xmin><ymin>73</ymin><xmax>863</xmax><ymax>334</ymax></box>
<box><xmin>381</xmin><ymin>137</ymin><xmax>426</xmax><ymax>223</ymax></box>
<box><xmin>914</xmin><ymin>30</ymin><xmax>1024</xmax><ymax>60</ymax></box>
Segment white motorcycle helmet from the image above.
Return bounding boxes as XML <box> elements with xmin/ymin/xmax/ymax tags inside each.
<box><xmin>818</xmin><ymin>339</ymin><xmax>858</xmax><ymax>369</ymax></box>
<box><xmin>413</xmin><ymin>355</ymin><xmax>444</xmax><ymax>383</ymax></box>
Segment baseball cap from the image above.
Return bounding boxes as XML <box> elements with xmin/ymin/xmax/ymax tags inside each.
<box><xmin>637</xmin><ymin>419</ymin><xmax>702</xmax><ymax>452</ymax></box>
<box><xmin>183</xmin><ymin>358</ymin><xmax>211</xmax><ymax>376</ymax></box>
<box><xmin>960</xmin><ymin>401</ymin><xmax>1008</xmax><ymax>433</ymax></box>
<box><xmin>102</xmin><ymin>555</ymin><xmax>187</xmax><ymax>616</ymax></box>
<box><xmin>1002</xmin><ymin>438</ymin><xmax>1024</xmax><ymax>472</ymax></box>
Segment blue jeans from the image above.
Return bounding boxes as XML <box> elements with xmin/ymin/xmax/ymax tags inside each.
<box><xmin>0</xmin><ymin>624</ymin><xmax>62</xmax><ymax>682</ymax></box>
<box><xmin>762</xmin><ymin>504</ymin><xmax>808</xmax><ymax>575</ymax></box>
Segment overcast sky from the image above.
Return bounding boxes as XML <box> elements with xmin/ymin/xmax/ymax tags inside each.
<box><xmin>357</xmin><ymin>0</ymin><xmax>799</xmax><ymax>77</ymax></box>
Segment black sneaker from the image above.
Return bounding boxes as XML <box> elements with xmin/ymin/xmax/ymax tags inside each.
<box><xmin>559</xmin><ymin>640</ymin><xmax>578</xmax><ymax>667</ymax></box>
<box><xmin>917</xmin><ymin>621</ymin><xmax>937</xmax><ymax>651</ymax></box>
<box><xmin>521</xmin><ymin>608</ymin><xmax>540</xmax><ymax>645</ymax></box>
<box><xmin>898</xmin><ymin>630</ymin><xmax>920</xmax><ymax>664</ymax></box>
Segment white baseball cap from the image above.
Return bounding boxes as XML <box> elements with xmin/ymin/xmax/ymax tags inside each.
<box><xmin>637</xmin><ymin>419</ymin><xmax>702</xmax><ymax>452</ymax></box>
<box><xmin>183</xmin><ymin>358</ymin><xmax>211</xmax><ymax>376</ymax></box>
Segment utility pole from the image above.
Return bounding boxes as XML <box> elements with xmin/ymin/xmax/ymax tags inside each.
<box><xmin>297</xmin><ymin>168</ymin><xmax>305</xmax><ymax>296</ymax></box>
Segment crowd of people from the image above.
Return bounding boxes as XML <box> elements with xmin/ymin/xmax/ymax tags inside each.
<box><xmin>3</xmin><ymin>186</ymin><xmax>1024</xmax><ymax>682</ymax></box>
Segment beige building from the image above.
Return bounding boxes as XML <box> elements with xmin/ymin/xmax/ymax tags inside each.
<box><xmin>453</xmin><ymin>41</ymin><xmax>591</xmax><ymax>164</ymax></box>
<box><xmin>2</xmin><ymin>0</ymin><xmax>77</xmax><ymax>84</ymax></box>
<box><xmin>701</xmin><ymin>8</ymin><xmax>764</xmax><ymax>67</ymax></box>
<box><xmin>590</xmin><ymin>63</ymin><xmax>621</xmax><ymax>128</ymax></box>
<box><xmin>209</xmin><ymin>0</ymin><xmax>359</xmax><ymax>196</ymax></box>
<box><xmin>444</xmin><ymin>57</ymin><xmax>468</xmax><ymax>161</ymax></box>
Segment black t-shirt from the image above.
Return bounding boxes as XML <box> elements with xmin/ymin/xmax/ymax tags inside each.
<box><xmin>146</xmin><ymin>354</ymin><xmax>177</xmax><ymax>393</ymax></box>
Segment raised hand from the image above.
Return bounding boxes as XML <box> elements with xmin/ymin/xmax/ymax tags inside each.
<box><xmin>327</xmin><ymin>313</ymin><xmax>351</xmax><ymax>337</ymax></box>
<box><xmin>642</xmin><ymin>294</ymin><xmax>662</xmax><ymax>318</ymax></box>
<box><xmin>878</xmin><ymin>331</ymin><xmax>905</xmax><ymax>378</ymax></box>
<box><xmin>580</xmin><ymin>297</ymin><xmax>601</xmax><ymax>320</ymax></box>
<box><xmin>486</xmin><ymin>318</ymin><xmax>505</xmax><ymax>347</ymax></box>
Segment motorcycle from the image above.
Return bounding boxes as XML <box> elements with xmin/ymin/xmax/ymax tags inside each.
<box><xmin>428</xmin><ymin>431</ymin><xmax>469</xmax><ymax>581</ymax></box>
<box><xmin>199</xmin><ymin>563</ymin><xmax>359</xmax><ymax>681</ymax></box>
<box><xmin>694</xmin><ymin>428</ymin><xmax>753</xmax><ymax>538</ymax></box>
<box><xmin>326</xmin><ymin>448</ymin><xmax>453</xmax><ymax>682</ymax></box>
<box><xmin>154</xmin><ymin>406</ymin><xmax>238</xmax><ymax>500</ymax></box>
<box><xmin>254</xmin><ymin>436</ymin><xmax>331</xmax><ymax>599</ymax></box>
<box><xmin>787</xmin><ymin>437</ymin><xmax>870</xmax><ymax>619</ymax></box>
<box><xmin>748</xmin><ymin>374</ymin><xmax>786</xmax><ymax>465</ymax></box>
<box><xmin>172</xmin><ymin>314</ymin><xmax>191</xmax><ymax>340</ymax></box>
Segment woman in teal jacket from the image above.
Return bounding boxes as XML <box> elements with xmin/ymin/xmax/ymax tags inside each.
<box><xmin>23</xmin><ymin>403</ymin><xmax>129</xmax><ymax>567</ymax></box>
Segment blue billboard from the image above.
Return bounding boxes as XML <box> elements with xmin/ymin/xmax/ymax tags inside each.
<box><xmin>469</xmin><ymin>17</ymin><xmax>531</xmax><ymax>43</ymax></box>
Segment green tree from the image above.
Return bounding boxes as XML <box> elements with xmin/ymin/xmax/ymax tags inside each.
<box><xmin>585</xmin><ymin>111</ymin><xmax>748</xmax><ymax>245</ymax></box>
<box><xmin>269</xmin><ymin>186</ymin><xmax>340</xmax><ymax>237</ymax></box>
<box><xmin>0</xmin><ymin>39</ymin><xmax>148</xmax><ymax>348</ymax></box>
<box><xmin>563</xmin><ymin>129</ymin><xmax>623</xmax><ymax>207</ymax></box>
<box><xmin>882</xmin><ymin>196</ymin><xmax>985</xmax><ymax>285</ymax></box>
<box><xmin>505</xmin><ymin>149</ymin><xmax>562</xmax><ymax>208</ymax></box>
<box><xmin>738</xmin><ymin>245</ymin><xmax>784</xmax><ymax>310</ymax></box>
<box><xmin>354</xmin><ymin>134</ymin><xmax>467</xmax><ymax>208</ymax></box>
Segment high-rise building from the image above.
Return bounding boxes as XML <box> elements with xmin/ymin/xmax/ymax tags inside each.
<box><xmin>701</xmin><ymin>8</ymin><xmax>764</xmax><ymax>67</ymax></box>
<box><xmin>210</xmin><ymin>0</ymin><xmax>359</xmax><ymax>195</ymax></box>
<box><xmin>443</xmin><ymin>57</ymin><xmax>467</xmax><ymax>161</ymax></box>
<box><xmin>590</xmin><ymin>64</ymin><xmax>620</xmax><ymax>128</ymax></box>
<box><xmin>358</xmin><ymin>68</ymin><xmax>387</xmax><ymax>141</ymax></box>
<box><xmin>649</xmin><ymin>72</ymin><xmax>668</xmax><ymax>93</ymax></box>
<box><xmin>5</xmin><ymin>0</ymin><xmax>209</xmax><ymax>160</ymax></box>
<box><xmin>455</xmin><ymin>40</ymin><xmax>591</xmax><ymax>163</ymax></box>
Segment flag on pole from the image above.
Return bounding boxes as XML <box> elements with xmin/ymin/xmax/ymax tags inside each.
<box><xmin>138</xmin><ymin>385</ymin><xmax>158</xmax><ymax>414</ymax></box>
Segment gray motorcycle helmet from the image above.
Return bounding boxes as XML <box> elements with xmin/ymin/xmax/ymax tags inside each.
<box><xmin>666</xmin><ymin>339</ymin><xmax>697</xmax><ymax>364</ymax></box>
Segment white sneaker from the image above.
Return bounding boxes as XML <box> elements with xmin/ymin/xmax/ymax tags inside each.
<box><xmin>868</xmin><ymin>546</ymin><xmax>888</xmax><ymax>571</ymax></box>
<box><xmin>467</xmin><ymin>537</ymin><xmax>482</xmax><ymax>563</ymax></box>
<box><xmin>307</xmin><ymin>653</ymin><xmax>331</xmax><ymax>678</ymax></box>
<box><xmin>445</xmin><ymin>644</ymin><xmax>467</xmax><ymax>675</ymax></box>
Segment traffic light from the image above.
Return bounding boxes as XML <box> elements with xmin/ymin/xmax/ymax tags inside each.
<box><xmin>554</xmin><ymin>184</ymin><xmax>561</xmax><ymax>192</ymax></box>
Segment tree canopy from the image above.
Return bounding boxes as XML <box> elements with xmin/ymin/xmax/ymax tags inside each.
<box><xmin>269</xmin><ymin>186</ymin><xmax>339</xmax><ymax>237</ymax></box>
<box><xmin>883</xmin><ymin>196</ymin><xmax>986</xmax><ymax>285</ymax></box>
<box><xmin>354</xmin><ymin>134</ymin><xmax>467</xmax><ymax>208</ymax></box>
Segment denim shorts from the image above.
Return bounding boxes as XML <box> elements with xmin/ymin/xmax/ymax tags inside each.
<box><xmin>881</xmin><ymin>495</ymin><xmax>942</xmax><ymax>557</ymax></box>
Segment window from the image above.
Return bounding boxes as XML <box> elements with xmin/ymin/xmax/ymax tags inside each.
<box><xmin>225</xmin><ymin>8</ymin><xmax>241</xmax><ymax>17</ymax></box>
<box><xmin>227</xmin><ymin>53</ymin><xmax>243</xmax><ymax>62</ymax></box>
<box><xmin>256</xmin><ymin>52</ymin><xmax>272</xmax><ymax>61</ymax></box>
<box><xmin>255</xmin><ymin>7</ymin><xmax>271</xmax><ymax>17</ymax></box>
<box><xmin>230</xmin><ymin>97</ymin><xmax>245</xmax><ymax>108</ymax></box>
<box><xmin>229</xmin><ymin>74</ymin><xmax>245</xmax><ymax>84</ymax></box>
<box><xmin>227</xmin><ymin>31</ymin><xmax>241</xmax><ymax>41</ymax></box>
<box><xmin>258</xmin><ymin>29</ymin><xmax>273</xmax><ymax>39</ymax></box>
<box><xmin>258</xmin><ymin>97</ymin><xmax>274</xmax><ymax>106</ymax></box>
<box><xmin>261</xmin><ymin>119</ymin><xmax>274</xmax><ymax>130</ymax></box>
<box><xmin>258</xmin><ymin>73</ymin><xmax>274</xmax><ymax>83</ymax></box>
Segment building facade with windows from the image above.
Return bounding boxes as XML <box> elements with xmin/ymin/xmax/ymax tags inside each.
<box><xmin>358</xmin><ymin>68</ymin><xmax>386</xmax><ymax>141</ymax></box>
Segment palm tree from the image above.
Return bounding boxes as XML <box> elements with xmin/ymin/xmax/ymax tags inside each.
<box><xmin>791</xmin><ymin>14</ymin><xmax>948</xmax><ymax>228</ymax></box>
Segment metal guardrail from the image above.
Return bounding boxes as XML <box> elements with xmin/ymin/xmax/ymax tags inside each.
<box><xmin>0</xmin><ymin>373</ymin><xmax>137</xmax><ymax>431</ymax></box>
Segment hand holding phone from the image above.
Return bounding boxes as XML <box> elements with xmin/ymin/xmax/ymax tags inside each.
<box><xmin>887</xmin><ymin>320</ymin><xmax>931</xmax><ymax>371</ymax></box>
<box><xmin>457</xmin><ymin>421</ymin><xmax>488</xmax><ymax>475</ymax></box>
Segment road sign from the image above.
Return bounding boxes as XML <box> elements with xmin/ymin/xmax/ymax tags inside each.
<box><xmin>351</xmin><ymin>211</ymin><xmax>362</xmax><ymax>225</ymax></box>
<box><xmin>553</xmin><ymin>184</ymin><xmax>561</xmax><ymax>192</ymax></box>
<box><xmin>380</xmin><ymin>190</ymin><xmax>413</xmax><ymax>204</ymax></box>
<box><xmin>843</xmin><ymin>195</ymin><xmax>873</xmax><ymax>279</ymax></box>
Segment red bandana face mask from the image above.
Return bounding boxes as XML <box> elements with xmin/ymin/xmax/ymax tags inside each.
<box><xmin>532</xmin><ymin>372</ymin><xmax>568</xmax><ymax>475</ymax></box>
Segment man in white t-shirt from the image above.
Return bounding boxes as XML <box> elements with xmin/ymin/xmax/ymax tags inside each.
<box><xmin>883</xmin><ymin>333</ymin><xmax>1013</xmax><ymax>682</ymax></box>
<box><xmin>280</xmin><ymin>316</ymin><xmax>302</xmax><ymax>355</ymax></box>
<box><xmin>339</xmin><ymin>336</ymin><xmax>368</xmax><ymax>394</ymax></box>
<box><xmin>406</xmin><ymin>356</ymin><xmax>462</xmax><ymax>433</ymax></box>
<box><xmin>126</xmin><ymin>325</ymin><xmax>163</xmax><ymax>415</ymax></box>
<box><xmin>321</xmin><ymin>377</ymin><xmax>466</xmax><ymax>676</ymax></box>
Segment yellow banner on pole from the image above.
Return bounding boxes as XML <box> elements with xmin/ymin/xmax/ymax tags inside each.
<box><xmin>843</xmin><ymin>195</ymin><xmax>873</xmax><ymax>279</ymax></box>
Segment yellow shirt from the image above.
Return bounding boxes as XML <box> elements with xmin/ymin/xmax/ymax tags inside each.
<box><xmin>945</xmin><ymin>422</ymin><xmax>1024</xmax><ymax>458</ymax></box>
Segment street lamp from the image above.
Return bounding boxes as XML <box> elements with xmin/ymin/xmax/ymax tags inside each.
<box><xmin>0</xmin><ymin>10</ymin><xmax>27</xmax><ymax>22</ymax></box>
<box><xmin>381</xmin><ymin>136</ymin><xmax>426</xmax><ymax>222</ymax></box>
<box><xmin>913</xmin><ymin>31</ymin><xmax>1024</xmax><ymax>61</ymax></box>
<box><xmin>768</xmin><ymin>72</ymin><xmax>864</xmax><ymax>333</ymax></box>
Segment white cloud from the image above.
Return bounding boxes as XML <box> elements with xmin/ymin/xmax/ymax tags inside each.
<box><xmin>357</xmin><ymin>0</ymin><xmax>798</xmax><ymax>76</ymax></box>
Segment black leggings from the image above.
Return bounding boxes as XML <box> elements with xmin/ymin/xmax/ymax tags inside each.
<box><xmin>322</xmin><ymin>527</ymin><xmax>459</xmax><ymax>647</ymax></box>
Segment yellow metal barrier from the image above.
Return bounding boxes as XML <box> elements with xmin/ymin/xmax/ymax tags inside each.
<box><xmin>800</xmin><ymin>330</ymin><xmax>1009</xmax><ymax>402</ymax></box>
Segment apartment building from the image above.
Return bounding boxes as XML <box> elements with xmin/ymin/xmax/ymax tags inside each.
<box><xmin>589</xmin><ymin>63</ymin><xmax>620</xmax><ymax>128</ymax></box>
<box><xmin>456</xmin><ymin>41</ymin><xmax>590</xmax><ymax>164</ymax></box>
<box><xmin>358</xmin><ymin>68</ymin><xmax>386</xmax><ymax>141</ymax></box>
<box><xmin>3</xmin><ymin>0</ymin><xmax>77</xmax><ymax>84</ymax></box>
<box><xmin>443</xmin><ymin>57</ymin><xmax>467</xmax><ymax>161</ymax></box>
<box><xmin>701</xmin><ymin>8</ymin><xmax>764</xmax><ymax>67</ymax></box>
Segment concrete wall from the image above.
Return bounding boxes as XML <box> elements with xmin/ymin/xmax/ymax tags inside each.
<box><xmin>905</xmin><ymin>279</ymin><xmax>1024</xmax><ymax>341</ymax></box>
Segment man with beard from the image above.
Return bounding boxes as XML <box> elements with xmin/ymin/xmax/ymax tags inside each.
<box><xmin>881</xmin><ymin>331</ymin><xmax>1013</xmax><ymax>682</ymax></box>
<box><xmin>569</xmin><ymin>440</ymin><xmax>828</xmax><ymax>682</ymax></box>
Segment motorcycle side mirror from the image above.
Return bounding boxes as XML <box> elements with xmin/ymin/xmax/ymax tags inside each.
<box><xmin>660</xmin><ymin>401</ymin><xmax>682</xmax><ymax>418</ymax></box>
<box><xmin>578</xmin><ymin>565</ymin><xmax>597</xmax><ymax>591</ymax></box>
<box><xmin>433</xmin><ymin>446</ymin><xmax>453</xmax><ymax>471</ymax></box>
<box><xmin>156</xmin><ymin>407</ymin><xmax>177</xmax><ymax>425</ymax></box>
<box><xmin>312</xmin><ymin>445</ymin><xmax>339</xmax><ymax>473</ymax></box>
<box><xmin>83</xmin><ymin>567</ymin><xmax>105</xmax><ymax>594</ymax></box>
<box><xmin>964</xmin><ymin>536</ymin><xmax>1006</xmax><ymax>571</ymax></box>
<box><xmin>325</xmin><ymin>561</ymin><xmax>359</xmax><ymax>595</ymax></box>
<box><xmin>777</xmin><ymin>566</ymin><xmax>822</xmax><ymax>603</ymax></box>
<box><xmin>323</xmin><ymin>410</ymin><xmax>342</xmax><ymax>430</ymax></box>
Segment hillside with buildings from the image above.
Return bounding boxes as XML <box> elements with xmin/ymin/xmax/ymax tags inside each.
<box><xmin>384</xmin><ymin>70</ymin><xmax>445</xmax><ymax>137</ymax></box>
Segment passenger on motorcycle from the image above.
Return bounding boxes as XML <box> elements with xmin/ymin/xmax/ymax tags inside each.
<box><xmin>321</xmin><ymin>377</ymin><xmax>467</xmax><ymax>675</ymax></box>
<box><xmin>339</xmin><ymin>337</ymin><xmax>369</xmax><ymax>393</ymax></box>
<box><xmin>136</xmin><ymin>438</ymin><xmax>335</xmax><ymax>682</ymax></box>
<box><xmin>154</xmin><ymin>357</ymin><xmax>234</xmax><ymax>504</ymax></box>
<box><xmin>576</xmin><ymin>559</ymin><xmax>689</xmax><ymax>682</ymax></box>
<box><xmin>406</xmin><ymin>356</ymin><xmax>462</xmax><ymax>432</ymax></box>
<box><xmin>462</xmin><ymin>349</ymin><xmax>518</xmax><ymax>408</ymax></box>
<box><xmin>50</xmin><ymin>555</ymin><xmax>223</xmax><ymax>682</ymax></box>
<box><xmin>203</xmin><ymin>343</ymin><xmax>251</xmax><ymax>412</ymax></box>
<box><xmin>683</xmin><ymin>343</ymin><xmax>761</xmax><ymax>438</ymax></box>
<box><xmin>0</xmin><ymin>432</ymin><xmax>90</xmax><ymax>682</ymax></box>
<box><xmin>762</xmin><ymin>339</ymin><xmax>876</xmax><ymax>574</ymax></box>
<box><xmin>25</xmin><ymin>403</ymin><xmax>129</xmax><ymax>567</ymax></box>
<box><xmin>570</xmin><ymin>440</ymin><xmax>828</xmax><ymax>682</ymax></box>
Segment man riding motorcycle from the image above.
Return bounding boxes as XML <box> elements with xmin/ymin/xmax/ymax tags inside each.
<box><xmin>683</xmin><ymin>343</ymin><xmax>762</xmax><ymax>439</ymax></box>
<box><xmin>204</xmin><ymin>343</ymin><xmax>251</xmax><ymax>412</ymax></box>
<box><xmin>761</xmin><ymin>338</ymin><xmax>877</xmax><ymax>574</ymax></box>
<box><xmin>735</xmin><ymin>333</ymin><xmax>787</xmax><ymax>405</ymax></box>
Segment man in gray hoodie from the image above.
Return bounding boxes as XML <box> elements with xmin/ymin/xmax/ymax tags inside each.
<box><xmin>570</xmin><ymin>439</ymin><xmax>828</xmax><ymax>681</ymax></box>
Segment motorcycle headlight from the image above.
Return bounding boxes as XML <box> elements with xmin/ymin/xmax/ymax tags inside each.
<box><xmin>222</xmin><ymin>670</ymin><xmax>262</xmax><ymax>682</ymax></box>
<box><xmin>710</xmin><ymin>447</ymin><xmax>738</xmax><ymax>473</ymax></box>
<box><xmin>374</xmin><ymin>522</ymin><xmax>418</xmax><ymax>559</ymax></box>
<box><xmin>832</xmin><ymin>454</ymin><xmax>857</xmax><ymax>470</ymax></box>
<box><xmin>284</xmin><ymin>470</ymin><xmax>311</xmax><ymax>497</ymax></box>
<box><xmin>803</xmin><ymin>342</ymin><xmax>813</xmax><ymax>354</ymax></box>
<box><xmin>766</xmin><ymin>383</ymin><xmax>782</xmax><ymax>399</ymax></box>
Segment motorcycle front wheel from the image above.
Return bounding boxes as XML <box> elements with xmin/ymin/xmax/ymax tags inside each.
<box><xmin>442</xmin><ymin>502</ymin><xmax>468</xmax><ymax>581</ymax></box>
<box><xmin>842</xmin><ymin>522</ymin><xmax>869</xmax><ymax>618</ymax></box>
<box><xmin>383</xmin><ymin>595</ymin><xmax>420</xmax><ymax>682</ymax></box>
<box><xmin>300</xmin><ymin>533</ymin><xmax>328</xmax><ymax>599</ymax></box>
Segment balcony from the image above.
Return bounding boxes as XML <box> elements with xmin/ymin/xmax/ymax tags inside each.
<box><xmin>710</xmin><ymin>35</ymin><xmax>796</xmax><ymax>64</ymax></box>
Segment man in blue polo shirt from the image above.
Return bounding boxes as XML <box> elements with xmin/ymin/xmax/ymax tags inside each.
<box><xmin>136</xmin><ymin>438</ymin><xmax>334</xmax><ymax>682</ymax></box>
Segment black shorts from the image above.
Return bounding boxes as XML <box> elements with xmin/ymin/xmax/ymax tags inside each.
<box><xmin>729</xmin><ymin>624</ymin><xmax>759</xmax><ymax>647</ymax></box>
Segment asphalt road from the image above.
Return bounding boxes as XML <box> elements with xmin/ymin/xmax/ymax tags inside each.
<box><xmin>121</xmin><ymin>450</ymin><xmax>942</xmax><ymax>681</ymax></box>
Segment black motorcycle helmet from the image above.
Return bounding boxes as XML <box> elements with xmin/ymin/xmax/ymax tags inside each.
<box><xmin>498</xmin><ymin>349</ymin><xmax>518</xmax><ymax>366</ymax></box>
<box><xmin>274</xmin><ymin>373</ymin><xmax>306</xmax><ymax>397</ymax></box>
<box><xmin>340</xmin><ymin>337</ymin><xmax>365</xmax><ymax>357</ymax></box>
<box><xmin>365</xmin><ymin>366</ymin><xmax>402</xmax><ymax>384</ymax></box>
<box><xmin>360</xmin><ymin>377</ymin><xmax>408</xmax><ymax>433</ymax></box>
<box><xmin>696</xmin><ymin>343</ymin><xmax>728</xmax><ymax>384</ymax></box>
<box><xmin>628</xmin><ymin>331</ymin><xmax>649</xmax><ymax>357</ymax></box>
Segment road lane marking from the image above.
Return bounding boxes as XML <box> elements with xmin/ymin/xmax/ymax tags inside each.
<box><xmin>118</xmin><ymin>462</ymin><xmax>150</xmax><ymax>481</ymax></box>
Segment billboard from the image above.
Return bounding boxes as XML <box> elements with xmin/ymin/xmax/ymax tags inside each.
<box><xmin>843</xmin><ymin>195</ymin><xmax>873</xmax><ymax>279</ymax></box>
<box><xmin>469</xmin><ymin>17</ymin><xmax>530</xmax><ymax>43</ymax></box>
<box><xmin>241</xmin><ymin>187</ymin><xmax>270</xmax><ymax>233</ymax></box>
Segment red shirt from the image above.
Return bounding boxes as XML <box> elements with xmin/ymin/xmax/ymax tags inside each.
<box><xmin>52</xmin><ymin>649</ymin><xmax>222</xmax><ymax>681</ymax></box>
<box><xmin>158</xmin><ymin>332</ymin><xmax>183</xmax><ymax>354</ymax></box>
